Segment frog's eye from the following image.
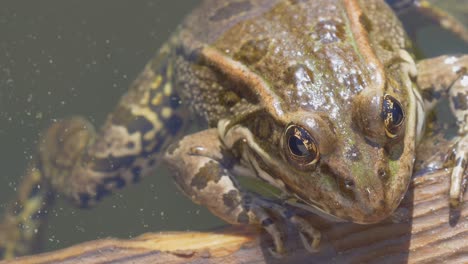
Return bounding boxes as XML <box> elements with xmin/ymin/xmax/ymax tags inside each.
<box><xmin>284</xmin><ymin>125</ymin><xmax>320</xmax><ymax>168</ymax></box>
<box><xmin>381</xmin><ymin>95</ymin><xmax>405</xmax><ymax>138</ymax></box>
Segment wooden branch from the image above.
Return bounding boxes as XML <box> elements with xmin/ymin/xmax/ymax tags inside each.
<box><xmin>2</xmin><ymin>167</ymin><xmax>466</xmax><ymax>264</ymax></box>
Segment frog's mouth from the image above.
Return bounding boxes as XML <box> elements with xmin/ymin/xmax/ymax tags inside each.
<box><xmin>285</xmin><ymin>198</ymin><xmax>346</xmax><ymax>222</ymax></box>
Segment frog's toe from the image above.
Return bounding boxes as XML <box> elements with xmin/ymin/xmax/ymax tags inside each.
<box><xmin>253</xmin><ymin>199</ymin><xmax>321</xmax><ymax>254</ymax></box>
<box><xmin>267</xmin><ymin>243</ymin><xmax>286</xmax><ymax>258</ymax></box>
<box><xmin>449</xmin><ymin>138</ymin><xmax>468</xmax><ymax>208</ymax></box>
<box><xmin>291</xmin><ymin>215</ymin><xmax>321</xmax><ymax>253</ymax></box>
<box><xmin>251</xmin><ymin>205</ymin><xmax>286</xmax><ymax>256</ymax></box>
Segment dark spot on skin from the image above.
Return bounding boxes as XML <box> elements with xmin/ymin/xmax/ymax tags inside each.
<box><xmin>95</xmin><ymin>185</ymin><xmax>111</xmax><ymax>202</ymax></box>
<box><xmin>111</xmin><ymin>106</ymin><xmax>153</xmax><ymax>136</ymax></box>
<box><xmin>421</xmin><ymin>87</ymin><xmax>442</xmax><ymax>102</ymax></box>
<box><xmin>220</xmin><ymin>148</ymin><xmax>238</xmax><ymax>170</ymax></box>
<box><xmin>79</xmin><ymin>193</ymin><xmax>91</xmax><ymax>208</ymax></box>
<box><xmin>142</xmin><ymin>135</ymin><xmax>165</xmax><ymax>156</ymax></box>
<box><xmin>165</xmin><ymin>115</ymin><xmax>183</xmax><ymax>136</ymax></box>
<box><xmin>132</xmin><ymin>167</ymin><xmax>142</xmax><ymax>183</ymax></box>
<box><xmin>345</xmin><ymin>145</ymin><xmax>361</xmax><ymax>161</ymax></box>
<box><xmin>28</xmin><ymin>184</ymin><xmax>42</xmax><ymax>199</ymax></box>
<box><xmin>127</xmin><ymin>116</ymin><xmax>154</xmax><ymax>135</ymax></box>
<box><xmin>91</xmin><ymin>156</ymin><xmax>136</xmax><ymax>173</ymax></box>
<box><xmin>379</xmin><ymin>40</ymin><xmax>394</xmax><ymax>52</ymax></box>
<box><xmin>183</xmin><ymin>47</ymin><xmax>203</xmax><ymax>63</ymax></box>
<box><xmin>220</xmin><ymin>91</ymin><xmax>241</xmax><ymax>108</ymax></box>
<box><xmin>359</xmin><ymin>13</ymin><xmax>373</xmax><ymax>32</ymax></box>
<box><xmin>169</xmin><ymin>94</ymin><xmax>181</xmax><ymax>109</ymax></box>
<box><xmin>223</xmin><ymin>190</ymin><xmax>240</xmax><ymax>209</ymax></box>
<box><xmin>94</xmin><ymin>176</ymin><xmax>126</xmax><ymax>201</ymax></box>
<box><xmin>210</xmin><ymin>1</ymin><xmax>253</xmax><ymax>22</ymax></box>
<box><xmin>452</xmin><ymin>92</ymin><xmax>468</xmax><ymax>110</ymax></box>
<box><xmin>191</xmin><ymin>161</ymin><xmax>223</xmax><ymax>190</ymax></box>
<box><xmin>126</xmin><ymin>142</ymin><xmax>135</xmax><ymax>149</ymax></box>
<box><xmin>314</xmin><ymin>20</ymin><xmax>346</xmax><ymax>44</ymax></box>
<box><xmin>234</xmin><ymin>38</ymin><xmax>270</xmax><ymax>65</ymax></box>
<box><xmin>237</xmin><ymin>211</ymin><xmax>250</xmax><ymax>224</ymax></box>
<box><xmin>261</xmin><ymin>218</ymin><xmax>274</xmax><ymax>226</ymax></box>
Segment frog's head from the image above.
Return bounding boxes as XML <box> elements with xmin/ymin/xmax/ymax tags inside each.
<box><xmin>230</xmin><ymin>74</ymin><xmax>420</xmax><ymax>224</ymax></box>
<box><xmin>271</xmin><ymin>83</ymin><xmax>419</xmax><ymax>223</ymax></box>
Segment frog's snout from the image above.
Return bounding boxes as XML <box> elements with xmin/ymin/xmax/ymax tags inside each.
<box><xmin>320</xmin><ymin>160</ymin><xmax>397</xmax><ymax>223</ymax></box>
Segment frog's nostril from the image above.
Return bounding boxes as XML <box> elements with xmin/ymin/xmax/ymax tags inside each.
<box><xmin>320</xmin><ymin>163</ymin><xmax>357</xmax><ymax>201</ymax></box>
<box><xmin>344</xmin><ymin>179</ymin><xmax>355</xmax><ymax>189</ymax></box>
<box><xmin>338</xmin><ymin>178</ymin><xmax>356</xmax><ymax>201</ymax></box>
<box><xmin>378</xmin><ymin>167</ymin><xmax>389</xmax><ymax>181</ymax></box>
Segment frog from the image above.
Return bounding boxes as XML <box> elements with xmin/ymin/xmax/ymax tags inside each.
<box><xmin>1</xmin><ymin>0</ymin><xmax>467</xmax><ymax>258</ymax></box>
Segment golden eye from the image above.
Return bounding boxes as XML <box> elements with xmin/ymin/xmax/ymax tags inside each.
<box><xmin>381</xmin><ymin>95</ymin><xmax>405</xmax><ymax>138</ymax></box>
<box><xmin>284</xmin><ymin>125</ymin><xmax>320</xmax><ymax>168</ymax></box>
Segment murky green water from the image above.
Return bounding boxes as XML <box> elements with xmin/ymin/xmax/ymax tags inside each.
<box><xmin>0</xmin><ymin>0</ymin><xmax>467</xmax><ymax>255</ymax></box>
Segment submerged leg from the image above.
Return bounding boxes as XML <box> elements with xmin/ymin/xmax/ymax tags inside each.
<box><xmin>417</xmin><ymin>55</ymin><xmax>468</xmax><ymax>207</ymax></box>
<box><xmin>0</xmin><ymin>44</ymin><xmax>189</xmax><ymax>258</ymax></box>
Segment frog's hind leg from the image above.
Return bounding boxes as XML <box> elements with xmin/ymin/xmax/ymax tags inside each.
<box><xmin>417</xmin><ymin>55</ymin><xmax>468</xmax><ymax>207</ymax></box>
<box><xmin>388</xmin><ymin>0</ymin><xmax>468</xmax><ymax>43</ymax></box>
<box><xmin>39</xmin><ymin>44</ymin><xmax>189</xmax><ymax>208</ymax></box>
<box><xmin>164</xmin><ymin>129</ymin><xmax>321</xmax><ymax>256</ymax></box>
<box><xmin>0</xmin><ymin>43</ymin><xmax>189</xmax><ymax>258</ymax></box>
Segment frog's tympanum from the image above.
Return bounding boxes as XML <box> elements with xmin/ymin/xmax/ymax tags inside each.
<box><xmin>1</xmin><ymin>0</ymin><xmax>467</xmax><ymax>258</ymax></box>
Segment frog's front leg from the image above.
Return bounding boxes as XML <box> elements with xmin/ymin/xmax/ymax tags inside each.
<box><xmin>417</xmin><ymin>54</ymin><xmax>468</xmax><ymax>207</ymax></box>
<box><xmin>164</xmin><ymin>128</ymin><xmax>320</xmax><ymax>256</ymax></box>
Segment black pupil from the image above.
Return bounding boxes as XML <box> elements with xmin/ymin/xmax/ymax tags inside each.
<box><xmin>384</xmin><ymin>96</ymin><xmax>404</xmax><ymax>126</ymax></box>
<box><xmin>391</xmin><ymin>103</ymin><xmax>403</xmax><ymax>125</ymax></box>
<box><xmin>289</xmin><ymin>136</ymin><xmax>310</xmax><ymax>157</ymax></box>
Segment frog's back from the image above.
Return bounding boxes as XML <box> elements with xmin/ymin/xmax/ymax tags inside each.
<box><xmin>173</xmin><ymin>0</ymin><xmax>409</xmax><ymax>125</ymax></box>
